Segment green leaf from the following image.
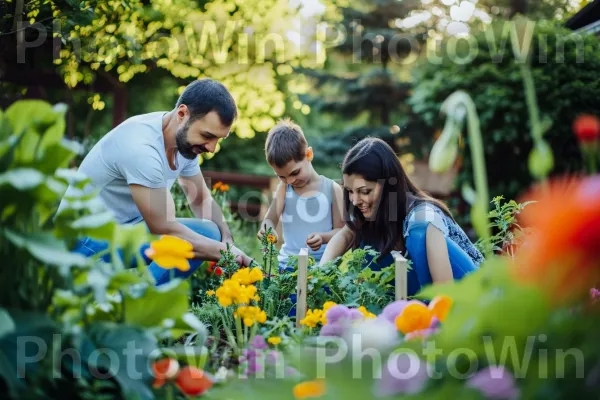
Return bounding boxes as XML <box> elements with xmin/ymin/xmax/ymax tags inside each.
<box><xmin>0</xmin><ymin>309</ymin><xmax>15</xmax><ymax>339</ymax></box>
<box><xmin>2</xmin><ymin>229</ymin><xmax>88</xmax><ymax>268</ymax></box>
<box><xmin>0</xmin><ymin>168</ymin><xmax>45</xmax><ymax>190</ymax></box>
<box><xmin>70</xmin><ymin>211</ymin><xmax>116</xmax><ymax>240</ymax></box>
<box><xmin>124</xmin><ymin>279</ymin><xmax>190</xmax><ymax>329</ymax></box>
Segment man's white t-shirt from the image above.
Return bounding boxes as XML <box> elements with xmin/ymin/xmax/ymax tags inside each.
<box><xmin>57</xmin><ymin>112</ymin><xmax>200</xmax><ymax>224</ymax></box>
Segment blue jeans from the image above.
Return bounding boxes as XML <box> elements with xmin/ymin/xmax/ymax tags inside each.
<box><xmin>363</xmin><ymin>222</ymin><xmax>478</xmax><ymax>297</ymax></box>
<box><xmin>72</xmin><ymin>218</ymin><xmax>222</xmax><ymax>286</ymax></box>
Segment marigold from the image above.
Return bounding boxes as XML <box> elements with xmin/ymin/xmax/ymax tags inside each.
<box><xmin>236</xmin><ymin>305</ymin><xmax>267</xmax><ymax>327</ymax></box>
<box><xmin>267</xmin><ymin>233</ymin><xmax>277</xmax><ymax>244</ymax></box>
<box><xmin>300</xmin><ymin>309</ymin><xmax>324</xmax><ymax>328</ymax></box>
<box><xmin>395</xmin><ymin>301</ymin><xmax>433</xmax><ymax>335</ymax></box>
<box><xmin>144</xmin><ymin>235</ymin><xmax>194</xmax><ymax>272</ymax></box>
<box><xmin>212</xmin><ymin>181</ymin><xmax>223</xmax><ymax>191</ymax></box>
<box><xmin>231</xmin><ymin>267</ymin><xmax>263</xmax><ymax>285</ymax></box>
<box><xmin>268</xmin><ymin>336</ymin><xmax>282</xmax><ymax>345</ymax></box>
<box><xmin>293</xmin><ymin>379</ymin><xmax>326</xmax><ymax>399</ymax></box>
<box><xmin>357</xmin><ymin>306</ymin><xmax>376</xmax><ymax>319</ymax></box>
<box><xmin>428</xmin><ymin>295</ymin><xmax>453</xmax><ymax>322</ymax></box>
<box><xmin>512</xmin><ymin>176</ymin><xmax>600</xmax><ymax>305</ymax></box>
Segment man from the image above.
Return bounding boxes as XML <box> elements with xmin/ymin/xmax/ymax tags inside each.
<box><xmin>58</xmin><ymin>79</ymin><xmax>253</xmax><ymax>284</ymax></box>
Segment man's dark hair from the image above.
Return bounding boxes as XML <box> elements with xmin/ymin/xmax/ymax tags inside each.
<box><xmin>265</xmin><ymin>118</ymin><xmax>308</xmax><ymax>168</ymax></box>
<box><xmin>176</xmin><ymin>79</ymin><xmax>237</xmax><ymax>126</ymax></box>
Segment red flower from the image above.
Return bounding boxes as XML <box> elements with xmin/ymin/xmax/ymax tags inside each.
<box><xmin>175</xmin><ymin>366</ymin><xmax>213</xmax><ymax>396</ymax></box>
<box><xmin>151</xmin><ymin>358</ymin><xmax>179</xmax><ymax>388</ymax></box>
<box><xmin>573</xmin><ymin>114</ymin><xmax>600</xmax><ymax>142</ymax></box>
<box><xmin>512</xmin><ymin>176</ymin><xmax>600</xmax><ymax>305</ymax></box>
<box><xmin>215</xmin><ymin>267</ymin><xmax>223</xmax><ymax>276</ymax></box>
<box><xmin>207</xmin><ymin>261</ymin><xmax>217</xmax><ymax>273</ymax></box>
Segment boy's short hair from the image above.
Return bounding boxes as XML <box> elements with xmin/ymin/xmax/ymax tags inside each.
<box><xmin>265</xmin><ymin>118</ymin><xmax>308</xmax><ymax>168</ymax></box>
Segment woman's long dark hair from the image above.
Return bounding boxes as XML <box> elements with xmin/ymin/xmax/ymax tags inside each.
<box><xmin>342</xmin><ymin>137</ymin><xmax>453</xmax><ymax>255</ymax></box>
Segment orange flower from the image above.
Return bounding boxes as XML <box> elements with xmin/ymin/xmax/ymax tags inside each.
<box><xmin>293</xmin><ymin>379</ymin><xmax>326</xmax><ymax>399</ymax></box>
<box><xmin>212</xmin><ymin>181</ymin><xmax>223</xmax><ymax>191</ymax></box>
<box><xmin>428</xmin><ymin>295</ymin><xmax>453</xmax><ymax>322</ymax></box>
<box><xmin>573</xmin><ymin>114</ymin><xmax>600</xmax><ymax>143</ymax></box>
<box><xmin>395</xmin><ymin>301</ymin><xmax>433</xmax><ymax>334</ymax></box>
<box><xmin>175</xmin><ymin>366</ymin><xmax>213</xmax><ymax>396</ymax></box>
<box><xmin>266</xmin><ymin>233</ymin><xmax>277</xmax><ymax>244</ymax></box>
<box><xmin>512</xmin><ymin>176</ymin><xmax>600</xmax><ymax>305</ymax></box>
<box><xmin>220</xmin><ymin>184</ymin><xmax>230</xmax><ymax>192</ymax></box>
<box><xmin>144</xmin><ymin>235</ymin><xmax>194</xmax><ymax>272</ymax></box>
<box><xmin>152</xmin><ymin>358</ymin><xmax>179</xmax><ymax>388</ymax></box>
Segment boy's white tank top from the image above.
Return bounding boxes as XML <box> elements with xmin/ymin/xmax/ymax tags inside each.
<box><xmin>278</xmin><ymin>175</ymin><xmax>334</xmax><ymax>265</ymax></box>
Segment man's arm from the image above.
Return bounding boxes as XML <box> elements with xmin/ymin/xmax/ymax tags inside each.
<box><xmin>177</xmin><ymin>173</ymin><xmax>233</xmax><ymax>244</ymax></box>
<box><xmin>129</xmin><ymin>184</ymin><xmax>251</xmax><ymax>265</ymax></box>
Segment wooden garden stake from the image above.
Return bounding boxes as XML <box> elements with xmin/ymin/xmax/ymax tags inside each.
<box><xmin>392</xmin><ymin>251</ymin><xmax>408</xmax><ymax>301</ymax></box>
<box><xmin>295</xmin><ymin>247</ymin><xmax>309</xmax><ymax>328</ymax></box>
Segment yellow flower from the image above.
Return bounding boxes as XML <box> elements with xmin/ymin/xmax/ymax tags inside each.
<box><xmin>293</xmin><ymin>380</ymin><xmax>326</xmax><ymax>399</ymax></box>
<box><xmin>232</xmin><ymin>267</ymin><xmax>263</xmax><ymax>285</ymax></box>
<box><xmin>266</xmin><ymin>233</ymin><xmax>277</xmax><ymax>244</ymax></box>
<box><xmin>236</xmin><ymin>306</ymin><xmax>267</xmax><ymax>327</ymax></box>
<box><xmin>357</xmin><ymin>306</ymin><xmax>376</xmax><ymax>319</ymax></box>
<box><xmin>428</xmin><ymin>295</ymin><xmax>453</xmax><ymax>322</ymax></box>
<box><xmin>300</xmin><ymin>309</ymin><xmax>324</xmax><ymax>328</ymax></box>
<box><xmin>268</xmin><ymin>336</ymin><xmax>281</xmax><ymax>345</ymax></box>
<box><xmin>144</xmin><ymin>235</ymin><xmax>194</xmax><ymax>272</ymax></box>
<box><xmin>205</xmin><ymin>290</ymin><xmax>215</xmax><ymax>296</ymax></box>
<box><xmin>215</xmin><ymin>279</ymin><xmax>259</xmax><ymax>307</ymax></box>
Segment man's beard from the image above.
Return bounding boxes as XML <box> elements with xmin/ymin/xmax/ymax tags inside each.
<box><xmin>175</xmin><ymin>122</ymin><xmax>202</xmax><ymax>160</ymax></box>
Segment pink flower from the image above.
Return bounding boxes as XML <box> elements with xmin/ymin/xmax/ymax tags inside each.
<box><xmin>591</xmin><ymin>288</ymin><xmax>600</xmax><ymax>304</ymax></box>
<box><xmin>467</xmin><ymin>366</ymin><xmax>519</xmax><ymax>400</ymax></box>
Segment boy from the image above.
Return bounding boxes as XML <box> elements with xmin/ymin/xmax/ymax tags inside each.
<box><xmin>257</xmin><ymin>118</ymin><xmax>344</xmax><ymax>270</ymax></box>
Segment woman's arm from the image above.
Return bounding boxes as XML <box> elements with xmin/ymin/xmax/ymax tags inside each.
<box><xmin>319</xmin><ymin>225</ymin><xmax>355</xmax><ymax>264</ymax></box>
<box><xmin>425</xmin><ymin>224</ymin><xmax>454</xmax><ymax>283</ymax></box>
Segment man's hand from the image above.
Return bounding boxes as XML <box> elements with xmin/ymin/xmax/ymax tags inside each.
<box><xmin>306</xmin><ymin>233</ymin><xmax>323</xmax><ymax>251</ymax></box>
<box><xmin>221</xmin><ymin>231</ymin><xmax>234</xmax><ymax>245</ymax></box>
<box><xmin>231</xmin><ymin>246</ymin><xmax>253</xmax><ymax>267</ymax></box>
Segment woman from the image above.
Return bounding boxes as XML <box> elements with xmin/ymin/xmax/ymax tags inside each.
<box><xmin>320</xmin><ymin>138</ymin><xmax>484</xmax><ymax>296</ymax></box>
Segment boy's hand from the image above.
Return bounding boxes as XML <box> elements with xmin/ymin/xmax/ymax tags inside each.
<box><xmin>231</xmin><ymin>246</ymin><xmax>253</xmax><ymax>267</ymax></box>
<box><xmin>306</xmin><ymin>233</ymin><xmax>323</xmax><ymax>251</ymax></box>
<box><xmin>257</xmin><ymin>223</ymin><xmax>278</xmax><ymax>242</ymax></box>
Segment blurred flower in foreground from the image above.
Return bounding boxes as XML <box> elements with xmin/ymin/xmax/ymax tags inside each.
<box><xmin>293</xmin><ymin>379</ymin><xmax>326</xmax><ymax>399</ymax></box>
<box><xmin>512</xmin><ymin>176</ymin><xmax>600</xmax><ymax>305</ymax></box>
<box><xmin>145</xmin><ymin>235</ymin><xmax>194</xmax><ymax>271</ymax></box>
<box><xmin>466</xmin><ymin>365</ymin><xmax>519</xmax><ymax>400</ymax></box>
<box><xmin>373</xmin><ymin>351</ymin><xmax>429</xmax><ymax>397</ymax></box>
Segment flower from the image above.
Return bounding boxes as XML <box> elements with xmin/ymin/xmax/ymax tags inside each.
<box><xmin>249</xmin><ymin>334</ymin><xmax>268</xmax><ymax>350</ymax></box>
<box><xmin>152</xmin><ymin>358</ymin><xmax>180</xmax><ymax>388</ymax></box>
<box><xmin>268</xmin><ymin>336</ymin><xmax>282</xmax><ymax>345</ymax></box>
<box><xmin>395</xmin><ymin>301</ymin><xmax>433</xmax><ymax>335</ymax></box>
<box><xmin>220</xmin><ymin>184</ymin><xmax>230</xmax><ymax>192</ymax></box>
<box><xmin>215</xmin><ymin>278</ymin><xmax>258</xmax><ymax>307</ymax></box>
<box><xmin>325</xmin><ymin>305</ymin><xmax>351</xmax><ymax>324</ymax></box>
<box><xmin>512</xmin><ymin>176</ymin><xmax>600</xmax><ymax>304</ymax></box>
<box><xmin>212</xmin><ymin>181</ymin><xmax>223</xmax><ymax>191</ymax></box>
<box><xmin>266</xmin><ymin>233</ymin><xmax>277</xmax><ymax>244</ymax></box>
<box><xmin>374</xmin><ymin>351</ymin><xmax>429</xmax><ymax>397</ymax></box>
<box><xmin>293</xmin><ymin>379</ymin><xmax>326</xmax><ymax>399</ymax></box>
<box><xmin>235</xmin><ymin>305</ymin><xmax>267</xmax><ymax>327</ymax></box>
<box><xmin>428</xmin><ymin>295</ymin><xmax>453</xmax><ymax>322</ymax></box>
<box><xmin>466</xmin><ymin>366</ymin><xmax>519</xmax><ymax>400</ymax></box>
<box><xmin>321</xmin><ymin>301</ymin><xmax>337</xmax><ymax>324</ymax></box>
<box><xmin>144</xmin><ymin>235</ymin><xmax>194</xmax><ymax>272</ymax></box>
<box><xmin>319</xmin><ymin>321</ymin><xmax>346</xmax><ymax>337</ymax></box>
<box><xmin>379</xmin><ymin>300</ymin><xmax>409</xmax><ymax>324</ymax></box>
<box><xmin>215</xmin><ymin>266</ymin><xmax>223</xmax><ymax>276</ymax></box>
<box><xmin>300</xmin><ymin>309</ymin><xmax>324</xmax><ymax>328</ymax></box>
<box><xmin>573</xmin><ymin>114</ymin><xmax>600</xmax><ymax>142</ymax></box>
<box><xmin>205</xmin><ymin>290</ymin><xmax>215</xmax><ymax>296</ymax></box>
<box><xmin>357</xmin><ymin>306</ymin><xmax>376</xmax><ymax>319</ymax></box>
<box><xmin>591</xmin><ymin>288</ymin><xmax>600</xmax><ymax>304</ymax></box>
<box><xmin>175</xmin><ymin>366</ymin><xmax>213</xmax><ymax>396</ymax></box>
<box><xmin>231</xmin><ymin>267</ymin><xmax>263</xmax><ymax>285</ymax></box>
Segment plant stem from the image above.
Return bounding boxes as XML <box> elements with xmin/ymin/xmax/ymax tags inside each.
<box><xmin>235</xmin><ymin>314</ymin><xmax>244</xmax><ymax>354</ymax></box>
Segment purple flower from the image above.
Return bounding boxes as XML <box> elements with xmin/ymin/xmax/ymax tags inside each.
<box><xmin>349</xmin><ymin>308</ymin><xmax>364</xmax><ymax>321</ymax></box>
<box><xmin>249</xmin><ymin>334</ymin><xmax>268</xmax><ymax>350</ymax></box>
<box><xmin>326</xmin><ymin>305</ymin><xmax>351</xmax><ymax>323</ymax></box>
<box><xmin>374</xmin><ymin>351</ymin><xmax>429</xmax><ymax>397</ymax></box>
<box><xmin>404</xmin><ymin>328</ymin><xmax>439</xmax><ymax>341</ymax></box>
<box><xmin>266</xmin><ymin>350</ymin><xmax>282</xmax><ymax>364</ymax></box>
<box><xmin>320</xmin><ymin>321</ymin><xmax>346</xmax><ymax>337</ymax></box>
<box><xmin>467</xmin><ymin>366</ymin><xmax>520</xmax><ymax>400</ymax></box>
<box><xmin>591</xmin><ymin>288</ymin><xmax>600</xmax><ymax>304</ymax></box>
<box><xmin>380</xmin><ymin>300</ymin><xmax>409</xmax><ymax>324</ymax></box>
<box><xmin>430</xmin><ymin>316</ymin><xmax>441</xmax><ymax>329</ymax></box>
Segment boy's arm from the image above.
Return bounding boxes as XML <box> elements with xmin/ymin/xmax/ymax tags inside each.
<box><xmin>258</xmin><ymin>181</ymin><xmax>286</xmax><ymax>240</ymax></box>
<box><xmin>309</xmin><ymin>181</ymin><xmax>345</xmax><ymax>244</ymax></box>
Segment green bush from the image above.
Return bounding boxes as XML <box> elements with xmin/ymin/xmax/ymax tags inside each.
<box><xmin>408</xmin><ymin>20</ymin><xmax>600</xmax><ymax>201</ymax></box>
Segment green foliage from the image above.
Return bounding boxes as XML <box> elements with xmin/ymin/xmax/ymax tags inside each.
<box><xmin>0</xmin><ymin>99</ymin><xmax>208</xmax><ymax>398</ymax></box>
<box><xmin>475</xmin><ymin>195</ymin><xmax>535</xmax><ymax>256</ymax></box>
<box><xmin>409</xmin><ymin>20</ymin><xmax>600</xmax><ymax>201</ymax></box>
